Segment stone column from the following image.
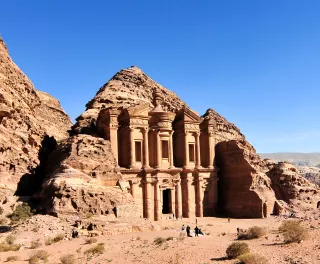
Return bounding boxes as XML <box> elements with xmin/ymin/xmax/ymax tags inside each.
<box><xmin>156</xmin><ymin>130</ymin><xmax>161</xmax><ymax>168</ymax></box>
<box><xmin>169</xmin><ymin>131</ymin><xmax>174</xmax><ymax>168</ymax></box>
<box><xmin>170</xmin><ymin>188</ymin><xmax>175</xmax><ymax>215</ymax></box>
<box><xmin>186</xmin><ymin>173</ymin><xmax>195</xmax><ymax>218</ymax></box>
<box><xmin>154</xmin><ymin>179</ymin><xmax>161</xmax><ymax>221</ymax></box>
<box><xmin>143</xmin><ymin>127</ymin><xmax>150</xmax><ymax>168</ymax></box>
<box><xmin>144</xmin><ymin>178</ymin><xmax>153</xmax><ymax>220</ymax></box>
<box><xmin>109</xmin><ymin>127</ymin><xmax>118</xmax><ymax>162</ymax></box>
<box><xmin>175</xmin><ymin>179</ymin><xmax>183</xmax><ymax>219</ymax></box>
<box><xmin>184</xmin><ymin>132</ymin><xmax>189</xmax><ymax>168</ymax></box>
<box><xmin>129</xmin><ymin>127</ymin><xmax>135</xmax><ymax>168</ymax></box>
<box><xmin>196</xmin><ymin>176</ymin><xmax>204</xmax><ymax>217</ymax></box>
<box><xmin>208</xmin><ymin>131</ymin><xmax>215</xmax><ymax>169</ymax></box>
<box><xmin>195</xmin><ymin>132</ymin><xmax>201</xmax><ymax>168</ymax></box>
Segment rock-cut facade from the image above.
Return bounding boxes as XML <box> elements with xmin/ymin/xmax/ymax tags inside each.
<box><xmin>96</xmin><ymin>90</ymin><xmax>250</xmax><ymax>220</ymax></box>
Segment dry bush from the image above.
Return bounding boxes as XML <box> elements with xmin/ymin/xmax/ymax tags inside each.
<box><xmin>0</xmin><ymin>242</ymin><xmax>20</xmax><ymax>252</ymax></box>
<box><xmin>136</xmin><ymin>236</ymin><xmax>141</xmax><ymax>240</ymax></box>
<box><xmin>6</xmin><ymin>235</ymin><xmax>16</xmax><ymax>245</ymax></box>
<box><xmin>8</xmin><ymin>203</ymin><xmax>33</xmax><ymax>223</ymax></box>
<box><xmin>60</xmin><ymin>254</ymin><xmax>76</xmax><ymax>264</ymax></box>
<box><xmin>86</xmin><ymin>213</ymin><xmax>93</xmax><ymax>219</ymax></box>
<box><xmin>226</xmin><ymin>242</ymin><xmax>250</xmax><ymax>259</ymax></box>
<box><xmin>178</xmin><ymin>232</ymin><xmax>186</xmax><ymax>241</ymax></box>
<box><xmin>84</xmin><ymin>243</ymin><xmax>105</xmax><ymax>256</ymax></box>
<box><xmin>166</xmin><ymin>236</ymin><xmax>174</xmax><ymax>241</ymax></box>
<box><xmin>0</xmin><ymin>217</ymin><xmax>7</xmax><ymax>225</ymax></box>
<box><xmin>6</xmin><ymin>255</ymin><xmax>19</xmax><ymax>262</ymax></box>
<box><xmin>45</xmin><ymin>233</ymin><xmax>64</xmax><ymax>245</ymax></box>
<box><xmin>85</xmin><ymin>237</ymin><xmax>97</xmax><ymax>244</ymax></box>
<box><xmin>28</xmin><ymin>250</ymin><xmax>49</xmax><ymax>264</ymax></box>
<box><xmin>237</xmin><ymin>253</ymin><xmax>269</xmax><ymax>264</ymax></box>
<box><xmin>238</xmin><ymin>226</ymin><xmax>267</xmax><ymax>240</ymax></box>
<box><xmin>153</xmin><ymin>237</ymin><xmax>166</xmax><ymax>246</ymax></box>
<box><xmin>279</xmin><ymin>220</ymin><xmax>308</xmax><ymax>243</ymax></box>
<box><xmin>30</xmin><ymin>240</ymin><xmax>42</xmax><ymax>249</ymax></box>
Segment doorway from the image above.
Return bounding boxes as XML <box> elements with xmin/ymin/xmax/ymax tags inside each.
<box><xmin>263</xmin><ymin>203</ymin><xmax>267</xmax><ymax>218</ymax></box>
<box><xmin>162</xmin><ymin>189</ymin><xmax>171</xmax><ymax>214</ymax></box>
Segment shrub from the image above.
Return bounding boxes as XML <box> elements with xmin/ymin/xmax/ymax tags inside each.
<box><xmin>30</xmin><ymin>240</ymin><xmax>42</xmax><ymax>249</ymax></box>
<box><xmin>28</xmin><ymin>250</ymin><xmax>50</xmax><ymax>264</ymax></box>
<box><xmin>166</xmin><ymin>236</ymin><xmax>174</xmax><ymax>241</ymax></box>
<box><xmin>237</xmin><ymin>253</ymin><xmax>269</xmax><ymax>264</ymax></box>
<box><xmin>45</xmin><ymin>233</ymin><xmax>64</xmax><ymax>245</ymax></box>
<box><xmin>238</xmin><ymin>226</ymin><xmax>267</xmax><ymax>240</ymax></box>
<box><xmin>226</xmin><ymin>242</ymin><xmax>250</xmax><ymax>259</ymax></box>
<box><xmin>6</xmin><ymin>235</ymin><xmax>16</xmax><ymax>245</ymax></box>
<box><xmin>8</xmin><ymin>203</ymin><xmax>33</xmax><ymax>223</ymax></box>
<box><xmin>0</xmin><ymin>217</ymin><xmax>7</xmax><ymax>225</ymax></box>
<box><xmin>86</xmin><ymin>213</ymin><xmax>93</xmax><ymax>219</ymax></box>
<box><xmin>6</xmin><ymin>255</ymin><xmax>19</xmax><ymax>262</ymax></box>
<box><xmin>0</xmin><ymin>206</ymin><xmax>3</xmax><ymax>215</ymax></box>
<box><xmin>84</xmin><ymin>243</ymin><xmax>105</xmax><ymax>256</ymax></box>
<box><xmin>0</xmin><ymin>242</ymin><xmax>20</xmax><ymax>252</ymax></box>
<box><xmin>153</xmin><ymin>237</ymin><xmax>166</xmax><ymax>246</ymax></box>
<box><xmin>85</xmin><ymin>237</ymin><xmax>97</xmax><ymax>244</ymax></box>
<box><xmin>60</xmin><ymin>254</ymin><xmax>76</xmax><ymax>264</ymax></box>
<box><xmin>178</xmin><ymin>232</ymin><xmax>186</xmax><ymax>241</ymax></box>
<box><xmin>279</xmin><ymin>220</ymin><xmax>308</xmax><ymax>243</ymax></box>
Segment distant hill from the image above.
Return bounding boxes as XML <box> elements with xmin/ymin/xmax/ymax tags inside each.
<box><xmin>259</xmin><ymin>153</ymin><xmax>320</xmax><ymax>167</ymax></box>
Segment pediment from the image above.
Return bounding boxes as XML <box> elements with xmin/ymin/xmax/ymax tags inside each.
<box><xmin>182</xmin><ymin>106</ymin><xmax>201</xmax><ymax>122</ymax></box>
<box><xmin>127</xmin><ymin>102</ymin><xmax>150</xmax><ymax>117</ymax></box>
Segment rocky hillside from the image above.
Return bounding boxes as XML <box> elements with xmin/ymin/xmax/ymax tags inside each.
<box><xmin>266</xmin><ymin>161</ymin><xmax>320</xmax><ymax>208</ymax></box>
<box><xmin>0</xmin><ymin>37</ymin><xmax>72</xmax><ymax>206</ymax></box>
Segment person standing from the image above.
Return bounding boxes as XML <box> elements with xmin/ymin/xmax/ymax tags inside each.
<box><xmin>186</xmin><ymin>225</ymin><xmax>191</xmax><ymax>237</ymax></box>
<box><xmin>194</xmin><ymin>226</ymin><xmax>199</xmax><ymax>237</ymax></box>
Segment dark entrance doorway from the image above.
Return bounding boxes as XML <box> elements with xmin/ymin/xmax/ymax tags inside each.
<box><xmin>263</xmin><ymin>203</ymin><xmax>267</xmax><ymax>218</ymax></box>
<box><xmin>162</xmin><ymin>189</ymin><xmax>171</xmax><ymax>214</ymax></box>
<box><xmin>317</xmin><ymin>201</ymin><xmax>320</xmax><ymax>208</ymax></box>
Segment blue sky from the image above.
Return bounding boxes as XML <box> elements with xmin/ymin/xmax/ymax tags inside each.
<box><xmin>1</xmin><ymin>1</ymin><xmax>319</xmax><ymax>153</ymax></box>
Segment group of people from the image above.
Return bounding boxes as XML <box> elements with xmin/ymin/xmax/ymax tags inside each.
<box><xmin>181</xmin><ymin>224</ymin><xmax>204</xmax><ymax>237</ymax></box>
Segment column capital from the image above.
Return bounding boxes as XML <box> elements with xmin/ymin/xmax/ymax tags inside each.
<box><xmin>129</xmin><ymin>126</ymin><xmax>135</xmax><ymax>132</ymax></box>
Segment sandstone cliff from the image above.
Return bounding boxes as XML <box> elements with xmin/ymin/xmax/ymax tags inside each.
<box><xmin>266</xmin><ymin>161</ymin><xmax>320</xmax><ymax>208</ymax></box>
<box><xmin>38</xmin><ymin>135</ymin><xmax>135</xmax><ymax>217</ymax></box>
<box><xmin>215</xmin><ymin>140</ymin><xmax>278</xmax><ymax>217</ymax></box>
<box><xmin>0</xmin><ymin>37</ymin><xmax>72</xmax><ymax>206</ymax></box>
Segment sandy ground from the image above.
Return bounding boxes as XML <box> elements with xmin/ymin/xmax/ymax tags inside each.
<box><xmin>0</xmin><ymin>212</ymin><xmax>320</xmax><ymax>264</ymax></box>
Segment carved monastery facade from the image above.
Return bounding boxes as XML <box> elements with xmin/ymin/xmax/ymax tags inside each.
<box><xmin>97</xmin><ymin>91</ymin><xmax>219</xmax><ymax>220</ymax></box>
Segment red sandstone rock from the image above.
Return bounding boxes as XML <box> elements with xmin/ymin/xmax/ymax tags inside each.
<box><xmin>39</xmin><ymin>135</ymin><xmax>135</xmax><ymax>216</ymax></box>
<box><xmin>0</xmin><ymin>37</ymin><xmax>72</xmax><ymax>214</ymax></box>
<box><xmin>266</xmin><ymin>161</ymin><xmax>320</xmax><ymax>208</ymax></box>
<box><xmin>0</xmin><ymin>37</ymin><xmax>72</xmax><ymax>183</ymax></box>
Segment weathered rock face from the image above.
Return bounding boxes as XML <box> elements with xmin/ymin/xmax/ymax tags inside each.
<box><xmin>296</xmin><ymin>166</ymin><xmax>320</xmax><ymax>186</ymax></box>
<box><xmin>266</xmin><ymin>162</ymin><xmax>320</xmax><ymax>208</ymax></box>
<box><xmin>0</xmin><ymin>37</ymin><xmax>72</xmax><ymax>190</ymax></box>
<box><xmin>38</xmin><ymin>135</ymin><xmax>135</xmax><ymax>216</ymax></box>
<box><xmin>215</xmin><ymin>140</ymin><xmax>278</xmax><ymax>218</ymax></box>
